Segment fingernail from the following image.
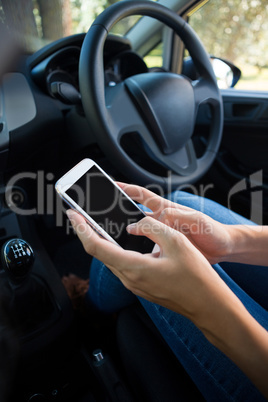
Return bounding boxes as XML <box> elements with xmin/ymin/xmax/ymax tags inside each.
<box><xmin>66</xmin><ymin>209</ymin><xmax>76</xmax><ymax>219</ymax></box>
<box><xmin>126</xmin><ymin>222</ymin><xmax>137</xmax><ymax>232</ymax></box>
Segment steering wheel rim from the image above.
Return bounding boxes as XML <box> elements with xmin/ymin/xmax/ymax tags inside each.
<box><xmin>79</xmin><ymin>0</ymin><xmax>223</xmax><ymax>191</ymax></box>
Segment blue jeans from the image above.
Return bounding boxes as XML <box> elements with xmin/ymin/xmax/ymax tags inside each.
<box><xmin>86</xmin><ymin>192</ymin><xmax>268</xmax><ymax>401</ymax></box>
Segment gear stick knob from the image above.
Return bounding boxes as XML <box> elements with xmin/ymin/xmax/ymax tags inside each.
<box><xmin>1</xmin><ymin>239</ymin><xmax>34</xmax><ymax>283</ymax></box>
<box><xmin>1</xmin><ymin>239</ymin><xmax>55</xmax><ymax>335</ymax></box>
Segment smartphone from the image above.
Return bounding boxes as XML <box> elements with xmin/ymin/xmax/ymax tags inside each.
<box><xmin>55</xmin><ymin>158</ymin><xmax>155</xmax><ymax>253</ymax></box>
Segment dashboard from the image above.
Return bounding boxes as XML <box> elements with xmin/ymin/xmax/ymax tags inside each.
<box><xmin>0</xmin><ymin>34</ymin><xmax>149</xmax><ymax>172</ymax></box>
<box><xmin>31</xmin><ymin>34</ymin><xmax>148</xmax><ymax>102</ymax></box>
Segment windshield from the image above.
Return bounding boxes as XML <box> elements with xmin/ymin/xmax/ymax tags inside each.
<box><xmin>0</xmin><ymin>0</ymin><xmax>142</xmax><ymax>53</ymax></box>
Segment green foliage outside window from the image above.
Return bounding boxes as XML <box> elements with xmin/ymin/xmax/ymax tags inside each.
<box><xmin>0</xmin><ymin>0</ymin><xmax>138</xmax><ymax>51</ymax></box>
<box><xmin>189</xmin><ymin>0</ymin><xmax>268</xmax><ymax>90</ymax></box>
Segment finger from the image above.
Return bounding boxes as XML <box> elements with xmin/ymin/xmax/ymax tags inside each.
<box><xmin>126</xmin><ymin>215</ymin><xmax>180</xmax><ymax>253</ymax></box>
<box><xmin>116</xmin><ymin>182</ymin><xmax>175</xmax><ymax>218</ymax></box>
<box><xmin>116</xmin><ymin>182</ymin><xmax>199</xmax><ymax>216</ymax></box>
<box><xmin>115</xmin><ymin>181</ymin><xmax>128</xmax><ymax>189</ymax></box>
<box><xmin>158</xmin><ymin>207</ymin><xmax>210</xmax><ymax>237</ymax></box>
<box><xmin>66</xmin><ymin>209</ymin><xmax>147</xmax><ymax>271</ymax></box>
<box><xmin>158</xmin><ymin>206</ymin><xmax>195</xmax><ymax>226</ymax></box>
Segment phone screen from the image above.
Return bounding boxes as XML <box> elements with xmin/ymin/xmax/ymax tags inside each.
<box><xmin>66</xmin><ymin>165</ymin><xmax>154</xmax><ymax>253</ymax></box>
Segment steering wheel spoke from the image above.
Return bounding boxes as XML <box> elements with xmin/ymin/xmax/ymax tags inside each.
<box><xmin>145</xmin><ymin>139</ymin><xmax>198</xmax><ymax>175</ymax></box>
<box><xmin>105</xmin><ymin>83</ymin><xmax>154</xmax><ymax>143</ymax></box>
<box><xmin>192</xmin><ymin>78</ymin><xmax>221</xmax><ymax>110</ymax></box>
<box><xmin>163</xmin><ymin>141</ymin><xmax>198</xmax><ymax>176</ymax></box>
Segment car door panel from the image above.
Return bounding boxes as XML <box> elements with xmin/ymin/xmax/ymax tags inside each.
<box><xmin>221</xmin><ymin>90</ymin><xmax>268</xmax><ymax>171</ymax></box>
<box><xmin>200</xmin><ymin>90</ymin><xmax>268</xmax><ymax>224</ymax></box>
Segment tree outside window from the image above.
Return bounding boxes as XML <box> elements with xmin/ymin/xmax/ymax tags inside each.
<box><xmin>0</xmin><ymin>0</ymin><xmax>138</xmax><ymax>52</ymax></box>
<box><xmin>188</xmin><ymin>0</ymin><xmax>268</xmax><ymax>90</ymax></box>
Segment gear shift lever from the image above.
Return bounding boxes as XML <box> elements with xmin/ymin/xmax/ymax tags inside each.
<box><xmin>1</xmin><ymin>239</ymin><xmax>34</xmax><ymax>284</ymax></box>
<box><xmin>1</xmin><ymin>239</ymin><xmax>54</xmax><ymax>335</ymax></box>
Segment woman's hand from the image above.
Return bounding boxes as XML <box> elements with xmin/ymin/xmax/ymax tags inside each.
<box><xmin>66</xmin><ymin>209</ymin><xmax>229</xmax><ymax>322</ymax></box>
<box><xmin>117</xmin><ymin>183</ymin><xmax>233</xmax><ymax>264</ymax></box>
<box><xmin>66</xmin><ymin>186</ymin><xmax>268</xmax><ymax>399</ymax></box>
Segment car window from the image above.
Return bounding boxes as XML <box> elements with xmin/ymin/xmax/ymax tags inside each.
<box><xmin>187</xmin><ymin>0</ymin><xmax>268</xmax><ymax>90</ymax></box>
<box><xmin>0</xmin><ymin>0</ymin><xmax>146</xmax><ymax>53</ymax></box>
<box><xmin>144</xmin><ymin>42</ymin><xmax>163</xmax><ymax>68</ymax></box>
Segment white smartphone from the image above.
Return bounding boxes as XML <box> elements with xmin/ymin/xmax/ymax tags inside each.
<box><xmin>55</xmin><ymin>158</ymin><xmax>155</xmax><ymax>253</ymax></box>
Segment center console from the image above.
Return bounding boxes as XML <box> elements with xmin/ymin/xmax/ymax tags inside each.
<box><xmin>0</xmin><ymin>208</ymin><xmax>74</xmax><ymax>357</ymax></box>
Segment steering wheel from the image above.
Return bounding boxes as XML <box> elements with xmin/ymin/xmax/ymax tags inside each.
<box><xmin>79</xmin><ymin>1</ymin><xmax>223</xmax><ymax>191</ymax></box>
